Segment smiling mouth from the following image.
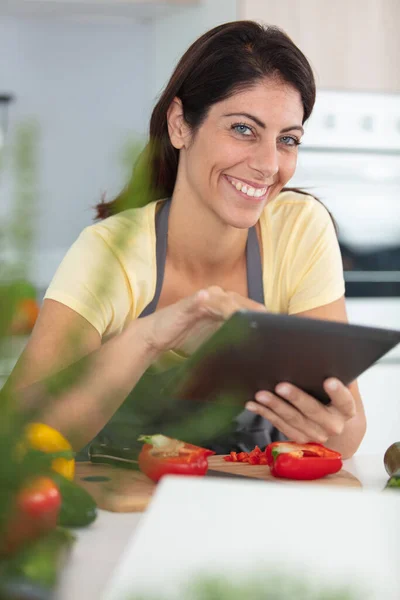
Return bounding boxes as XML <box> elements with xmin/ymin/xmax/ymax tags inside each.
<box><xmin>224</xmin><ymin>175</ymin><xmax>270</xmax><ymax>200</ymax></box>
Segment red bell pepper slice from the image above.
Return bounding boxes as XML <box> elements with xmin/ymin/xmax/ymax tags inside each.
<box><xmin>265</xmin><ymin>442</ymin><xmax>342</xmax><ymax>480</ymax></box>
<box><xmin>137</xmin><ymin>434</ymin><xmax>215</xmax><ymax>483</ymax></box>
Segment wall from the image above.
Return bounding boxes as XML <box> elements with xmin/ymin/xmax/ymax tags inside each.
<box><xmin>150</xmin><ymin>0</ymin><xmax>238</xmax><ymax>107</ymax></box>
<box><xmin>0</xmin><ymin>2</ymin><xmax>241</xmax><ymax>289</ymax></box>
<box><xmin>0</xmin><ymin>15</ymin><xmax>152</xmax><ymax>288</ymax></box>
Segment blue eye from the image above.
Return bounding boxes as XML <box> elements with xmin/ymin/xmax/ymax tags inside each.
<box><xmin>232</xmin><ymin>123</ymin><xmax>253</xmax><ymax>136</ymax></box>
<box><xmin>280</xmin><ymin>136</ymin><xmax>301</xmax><ymax>147</ymax></box>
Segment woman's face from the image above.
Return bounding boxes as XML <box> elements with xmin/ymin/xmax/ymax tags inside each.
<box><xmin>172</xmin><ymin>78</ymin><xmax>304</xmax><ymax>229</ymax></box>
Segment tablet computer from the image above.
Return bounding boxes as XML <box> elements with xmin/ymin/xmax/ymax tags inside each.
<box><xmin>171</xmin><ymin>311</ymin><xmax>400</xmax><ymax>405</ymax></box>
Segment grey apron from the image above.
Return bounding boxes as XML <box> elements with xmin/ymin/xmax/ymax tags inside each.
<box><xmin>82</xmin><ymin>199</ymin><xmax>284</xmax><ymax>460</ymax></box>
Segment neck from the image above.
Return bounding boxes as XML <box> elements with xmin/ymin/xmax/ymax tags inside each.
<box><xmin>166</xmin><ymin>192</ymin><xmax>248</xmax><ymax>281</ymax></box>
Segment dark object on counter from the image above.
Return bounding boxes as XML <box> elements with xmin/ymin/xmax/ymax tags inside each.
<box><xmin>89</xmin><ymin>441</ymin><xmax>141</xmax><ymax>469</ymax></box>
<box><xmin>89</xmin><ymin>440</ymin><xmax>251</xmax><ymax>480</ymax></box>
<box><xmin>0</xmin><ymin>527</ymin><xmax>74</xmax><ymax>600</ymax></box>
<box><xmin>384</xmin><ymin>442</ymin><xmax>400</xmax><ymax>489</ymax></box>
<box><xmin>49</xmin><ymin>473</ymin><xmax>97</xmax><ymax>527</ymax></box>
<box><xmin>205</xmin><ymin>469</ymin><xmax>254</xmax><ymax>480</ymax></box>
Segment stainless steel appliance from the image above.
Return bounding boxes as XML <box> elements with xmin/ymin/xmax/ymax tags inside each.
<box><xmin>290</xmin><ymin>90</ymin><xmax>400</xmax><ymax>298</ymax></box>
<box><xmin>289</xmin><ymin>91</ymin><xmax>400</xmax><ymax>455</ymax></box>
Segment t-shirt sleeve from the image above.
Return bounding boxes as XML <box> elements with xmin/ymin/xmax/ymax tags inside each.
<box><xmin>44</xmin><ymin>226</ymin><xmax>132</xmax><ymax>338</ymax></box>
<box><xmin>288</xmin><ymin>200</ymin><xmax>345</xmax><ymax>314</ymax></box>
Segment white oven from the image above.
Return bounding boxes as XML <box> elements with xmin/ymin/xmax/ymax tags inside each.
<box><xmin>289</xmin><ymin>90</ymin><xmax>400</xmax><ymax>454</ymax></box>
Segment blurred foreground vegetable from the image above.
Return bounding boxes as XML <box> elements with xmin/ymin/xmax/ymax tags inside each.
<box><xmin>1</xmin><ymin>477</ymin><xmax>61</xmax><ymax>557</ymax></box>
<box><xmin>50</xmin><ymin>473</ymin><xmax>97</xmax><ymax>528</ymax></box>
<box><xmin>128</xmin><ymin>572</ymin><xmax>361</xmax><ymax>600</ymax></box>
<box><xmin>0</xmin><ymin>527</ymin><xmax>75</xmax><ymax>599</ymax></box>
<box><xmin>25</xmin><ymin>424</ymin><xmax>75</xmax><ymax>481</ymax></box>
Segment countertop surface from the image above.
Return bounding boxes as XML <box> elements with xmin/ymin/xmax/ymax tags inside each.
<box><xmin>56</xmin><ymin>452</ymin><xmax>391</xmax><ymax>600</ymax></box>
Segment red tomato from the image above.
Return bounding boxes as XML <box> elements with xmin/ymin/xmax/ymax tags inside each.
<box><xmin>1</xmin><ymin>476</ymin><xmax>61</xmax><ymax>555</ymax></box>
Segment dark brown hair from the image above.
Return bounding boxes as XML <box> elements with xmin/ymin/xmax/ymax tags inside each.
<box><xmin>95</xmin><ymin>20</ymin><xmax>317</xmax><ymax>220</ymax></box>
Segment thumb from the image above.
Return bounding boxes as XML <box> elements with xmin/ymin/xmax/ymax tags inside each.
<box><xmin>179</xmin><ymin>289</ymin><xmax>211</xmax><ymax>319</ymax></box>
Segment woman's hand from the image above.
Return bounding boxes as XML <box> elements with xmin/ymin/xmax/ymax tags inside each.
<box><xmin>141</xmin><ymin>285</ymin><xmax>267</xmax><ymax>356</ymax></box>
<box><xmin>245</xmin><ymin>378</ymin><xmax>357</xmax><ymax>445</ymax></box>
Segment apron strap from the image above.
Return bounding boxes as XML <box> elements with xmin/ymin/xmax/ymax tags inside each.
<box><xmin>246</xmin><ymin>224</ymin><xmax>265</xmax><ymax>304</ymax></box>
<box><xmin>139</xmin><ymin>198</ymin><xmax>265</xmax><ymax>317</ymax></box>
<box><xmin>138</xmin><ymin>198</ymin><xmax>171</xmax><ymax>318</ymax></box>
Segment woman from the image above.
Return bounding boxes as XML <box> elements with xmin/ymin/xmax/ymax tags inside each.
<box><xmin>12</xmin><ymin>21</ymin><xmax>366</xmax><ymax>458</ymax></box>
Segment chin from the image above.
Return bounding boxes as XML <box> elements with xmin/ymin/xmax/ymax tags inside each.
<box><xmin>223</xmin><ymin>208</ymin><xmax>263</xmax><ymax>230</ymax></box>
<box><xmin>229</xmin><ymin>196</ymin><xmax>269</xmax><ymax>226</ymax></box>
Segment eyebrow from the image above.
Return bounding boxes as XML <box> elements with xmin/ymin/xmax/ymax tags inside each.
<box><xmin>223</xmin><ymin>112</ymin><xmax>304</xmax><ymax>136</ymax></box>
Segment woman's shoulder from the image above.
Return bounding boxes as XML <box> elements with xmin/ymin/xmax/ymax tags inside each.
<box><xmin>263</xmin><ymin>189</ymin><xmax>332</xmax><ymax>230</ymax></box>
<box><xmin>78</xmin><ymin>200</ymin><xmax>159</xmax><ymax>254</ymax></box>
<box><xmin>91</xmin><ymin>200</ymin><xmax>158</xmax><ymax>236</ymax></box>
<box><xmin>268</xmin><ymin>189</ymin><xmax>329</xmax><ymax>215</ymax></box>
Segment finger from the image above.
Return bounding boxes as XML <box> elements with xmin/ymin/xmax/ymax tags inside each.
<box><xmin>274</xmin><ymin>382</ymin><xmax>346</xmax><ymax>438</ymax></box>
<box><xmin>323</xmin><ymin>378</ymin><xmax>357</xmax><ymax>420</ymax></box>
<box><xmin>245</xmin><ymin>400</ymin><xmax>313</xmax><ymax>445</ymax></box>
<box><xmin>197</xmin><ymin>286</ymin><xmax>249</xmax><ymax>320</ymax></box>
<box><xmin>195</xmin><ymin>286</ymin><xmax>232</xmax><ymax>319</ymax></box>
<box><xmin>252</xmin><ymin>391</ymin><xmax>330</xmax><ymax>443</ymax></box>
<box><xmin>229</xmin><ymin>291</ymin><xmax>268</xmax><ymax>312</ymax></box>
<box><xmin>175</xmin><ymin>289</ymin><xmax>223</xmax><ymax>326</ymax></box>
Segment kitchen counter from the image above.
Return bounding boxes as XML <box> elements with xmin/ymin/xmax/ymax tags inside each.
<box><xmin>56</xmin><ymin>453</ymin><xmax>391</xmax><ymax>600</ymax></box>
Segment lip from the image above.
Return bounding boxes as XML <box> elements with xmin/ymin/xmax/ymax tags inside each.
<box><xmin>224</xmin><ymin>174</ymin><xmax>271</xmax><ymax>190</ymax></box>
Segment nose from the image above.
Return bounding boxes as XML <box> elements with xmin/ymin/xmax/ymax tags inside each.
<box><xmin>248</xmin><ymin>140</ymin><xmax>279</xmax><ymax>180</ymax></box>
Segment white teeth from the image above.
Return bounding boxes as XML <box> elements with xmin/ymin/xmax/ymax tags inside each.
<box><xmin>228</xmin><ymin>177</ymin><xmax>267</xmax><ymax>198</ymax></box>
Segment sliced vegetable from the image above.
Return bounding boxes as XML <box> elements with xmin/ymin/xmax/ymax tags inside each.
<box><xmin>25</xmin><ymin>423</ymin><xmax>75</xmax><ymax>480</ymax></box>
<box><xmin>223</xmin><ymin>446</ymin><xmax>267</xmax><ymax>465</ymax></box>
<box><xmin>266</xmin><ymin>442</ymin><xmax>343</xmax><ymax>480</ymax></box>
<box><xmin>138</xmin><ymin>434</ymin><xmax>215</xmax><ymax>483</ymax></box>
<box><xmin>49</xmin><ymin>473</ymin><xmax>97</xmax><ymax>527</ymax></box>
<box><xmin>1</xmin><ymin>477</ymin><xmax>61</xmax><ymax>556</ymax></box>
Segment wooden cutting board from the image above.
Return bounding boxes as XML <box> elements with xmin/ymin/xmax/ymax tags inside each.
<box><xmin>75</xmin><ymin>456</ymin><xmax>361</xmax><ymax>513</ymax></box>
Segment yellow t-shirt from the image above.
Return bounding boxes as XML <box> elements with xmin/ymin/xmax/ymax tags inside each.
<box><xmin>45</xmin><ymin>191</ymin><xmax>345</xmax><ymax>348</ymax></box>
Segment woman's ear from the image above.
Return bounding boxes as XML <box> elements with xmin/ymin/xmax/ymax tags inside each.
<box><xmin>167</xmin><ymin>97</ymin><xmax>191</xmax><ymax>149</ymax></box>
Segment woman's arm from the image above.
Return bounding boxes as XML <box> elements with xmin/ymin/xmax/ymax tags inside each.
<box><xmin>8</xmin><ymin>299</ymin><xmax>159</xmax><ymax>450</ymax></box>
<box><xmin>9</xmin><ymin>288</ymin><xmax>268</xmax><ymax>451</ymax></box>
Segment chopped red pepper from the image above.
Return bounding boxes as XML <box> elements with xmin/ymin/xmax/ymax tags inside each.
<box><xmin>224</xmin><ymin>446</ymin><xmax>267</xmax><ymax>465</ymax></box>
<box><xmin>266</xmin><ymin>442</ymin><xmax>342</xmax><ymax>480</ymax></box>
<box><xmin>137</xmin><ymin>434</ymin><xmax>215</xmax><ymax>483</ymax></box>
<box><xmin>223</xmin><ymin>446</ymin><xmax>264</xmax><ymax>464</ymax></box>
<box><xmin>237</xmin><ymin>452</ymin><xmax>249</xmax><ymax>462</ymax></box>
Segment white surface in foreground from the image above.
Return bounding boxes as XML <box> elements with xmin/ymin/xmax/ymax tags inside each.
<box><xmin>103</xmin><ymin>475</ymin><xmax>400</xmax><ymax>600</ymax></box>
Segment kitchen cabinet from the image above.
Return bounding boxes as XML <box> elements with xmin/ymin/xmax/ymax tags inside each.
<box><xmin>240</xmin><ymin>0</ymin><xmax>400</xmax><ymax>93</ymax></box>
<box><xmin>0</xmin><ymin>0</ymin><xmax>199</xmax><ymax>21</ymax></box>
